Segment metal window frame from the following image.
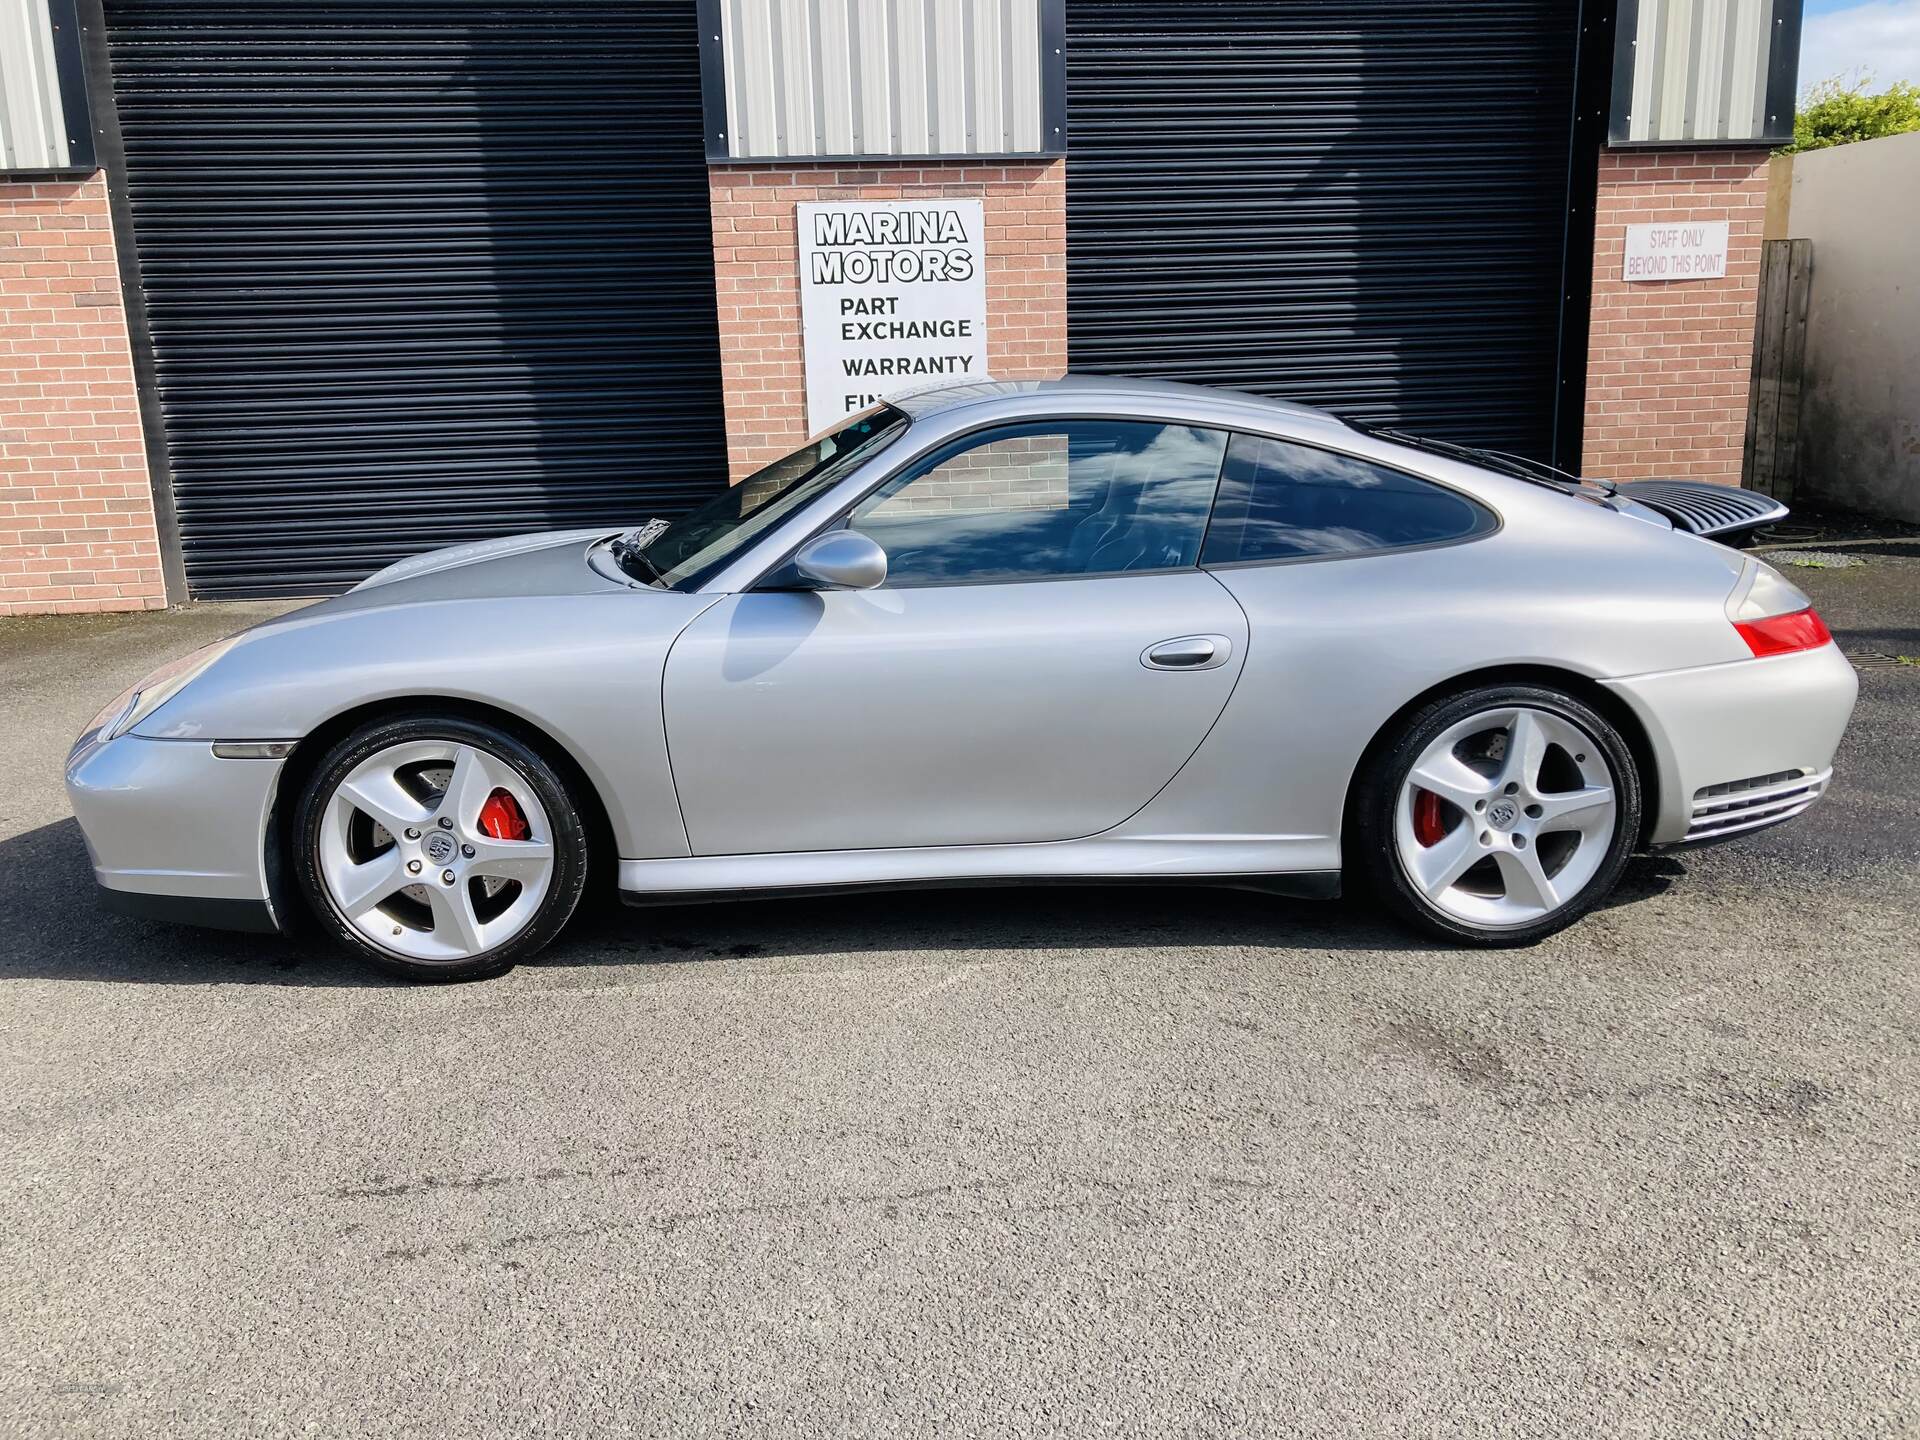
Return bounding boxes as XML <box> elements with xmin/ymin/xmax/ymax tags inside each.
<box><xmin>696</xmin><ymin>0</ymin><xmax>1067</xmax><ymax>165</ymax></box>
<box><xmin>1552</xmin><ymin>0</ymin><xmax>1614</xmax><ymax>472</ymax></box>
<box><xmin>1608</xmin><ymin>0</ymin><xmax>1802</xmax><ymax>149</ymax></box>
<box><xmin>75</xmin><ymin>0</ymin><xmax>188</xmax><ymax>602</ymax></box>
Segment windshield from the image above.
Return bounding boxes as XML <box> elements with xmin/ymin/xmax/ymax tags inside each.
<box><xmin>622</xmin><ymin>405</ymin><xmax>909</xmax><ymax>588</ymax></box>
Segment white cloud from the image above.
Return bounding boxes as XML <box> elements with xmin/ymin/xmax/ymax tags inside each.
<box><xmin>1799</xmin><ymin>0</ymin><xmax>1920</xmax><ymax>93</ymax></box>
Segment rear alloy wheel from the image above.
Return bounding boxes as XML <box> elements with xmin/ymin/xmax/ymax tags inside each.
<box><xmin>1354</xmin><ymin>685</ymin><xmax>1642</xmax><ymax>945</ymax></box>
<box><xmin>295</xmin><ymin>716</ymin><xmax>589</xmax><ymax>980</ymax></box>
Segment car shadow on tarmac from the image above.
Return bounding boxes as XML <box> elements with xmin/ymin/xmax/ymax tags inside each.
<box><xmin>0</xmin><ymin>815</ymin><xmax>1687</xmax><ymax>989</ymax></box>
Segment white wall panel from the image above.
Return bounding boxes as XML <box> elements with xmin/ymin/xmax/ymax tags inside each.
<box><xmin>715</xmin><ymin>0</ymin><xmax>1053</xmax><ymax>159</ymax></box>
<box><xmin>1619</xmin><ymin>0</ymin><xmax>1793</xmax><ymax>145</ymax></box>
<box><xmin>0</xmin><ymin>0</ymin><xmax>71</xmax><ymax>171</ymax></box>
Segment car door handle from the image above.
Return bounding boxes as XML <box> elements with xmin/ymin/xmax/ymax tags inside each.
<box><xmin>1142</xmin><ymin>635</ymin><xmax>1231</xmax><ymax>671</ymax></box>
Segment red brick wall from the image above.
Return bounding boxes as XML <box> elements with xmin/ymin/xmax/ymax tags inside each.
<box><xmin>708</xmin><ymin>161</ymin><xmax>1067</xmax><ymax>482</ymax></box>
<box><xmin>862</xmin><ymin>431</ymin><xmax>1069</xmax><ymax>514</ymax></box>
<box><xmin>0</xmin><ymin>176</ymin><xmax>163</xmax><ymax>616</ymax></box>
<box><xmin>1583</xmin><ymin>148</ymin><xmax>1770</xmax><ymax>484</ymax></box>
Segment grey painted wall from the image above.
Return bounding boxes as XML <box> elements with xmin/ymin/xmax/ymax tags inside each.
<box><xmin>1785</xmin><ymin>131</ymin><xmax>1920</xmax><ymax>523</ymax></box>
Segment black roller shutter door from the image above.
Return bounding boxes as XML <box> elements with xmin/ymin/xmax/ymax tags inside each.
<box><xmin>104</xmin><ymin>2</ymin><xmax>727</xmax><ymax>599</ymax></box>
<box><xmin>1066</xmin><ymin>2</ymin><xmax>1584</xmax><ymax>462</ymax></box>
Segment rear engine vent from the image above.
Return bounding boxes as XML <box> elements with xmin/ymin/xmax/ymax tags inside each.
<box><xmin>1615</xmin><ymin>481</ymin><xmax>1789</xmax><ymax>539</ymax></box>
<box><xmin>1686</xmin><ymin>769</ymin><xmax>1828</xmax><ymax>842</ymax></box>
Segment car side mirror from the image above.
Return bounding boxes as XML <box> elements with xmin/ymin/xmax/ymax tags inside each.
<box><xmin>791</xmin><ymin>531</ymin><xmax>888</xmax><ymax>590</ymax></box>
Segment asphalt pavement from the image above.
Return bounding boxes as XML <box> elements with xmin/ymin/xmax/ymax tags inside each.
<box><xmin>2</xmin><ymin>560</ymin><xmax>1916</xmax><ymax>1439</ymax></box>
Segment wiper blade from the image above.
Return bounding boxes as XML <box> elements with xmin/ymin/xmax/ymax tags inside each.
<box><xmin>609</xmin><ymin>520</ymin><xmax>667</xmax><ymax>584</ymax></box>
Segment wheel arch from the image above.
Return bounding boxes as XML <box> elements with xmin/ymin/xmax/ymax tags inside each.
<box><xmin>266</xmin><ymin>695</ymin><xmax>621</xmax><ymax>929</ymax></box>
<box><xmin>1339</xmin><ymin>664</ymin><xmax>1661</xmax><ymax>856</ymax></box>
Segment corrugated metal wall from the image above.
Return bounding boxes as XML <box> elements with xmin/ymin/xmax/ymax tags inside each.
<box><xmin>1065</xmin><ymin>0</ymin><xmax>1586</xmax><ymax>462</ymax></box>
<box><xmin>714</xmin><ymin>0</ymin><xmax>1051</xmax><ymax>158</ymax></box>
<box><xmin>1615</xmin><ymin>0</ymin><xmax>1797</xmax><ymax>144</ymax></box>
<box><xmin>104</xmin><ymin>0</ymin><xmax>729</xmax><ymax>599</ymax></box>
<box><xmin>0</xmin><ymin>0</ymin><xmax>74</xmax><ymax>170</ymax></box>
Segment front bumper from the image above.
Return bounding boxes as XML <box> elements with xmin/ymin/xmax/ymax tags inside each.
<box><xmin>65</xmin><ymin>728</ymin><xmax>286</xmax><ymax>932</ymax></box>
<box><xmin>1601</xmin><ymin>643</ymin><xmax>1859</xmax><ymax>846</ymax></box>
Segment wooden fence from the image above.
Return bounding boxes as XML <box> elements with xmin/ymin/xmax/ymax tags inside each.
<box><xmin>1742</xmin><ymin>238</ymin><xmax>1813</xmax><ymax>501</ymax></box>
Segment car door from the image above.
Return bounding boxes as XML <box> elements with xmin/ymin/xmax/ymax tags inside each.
<box><xmin>661</xmin><ymin>417</ymin><xmax>1249</xmax><ymax>856</ymax></box>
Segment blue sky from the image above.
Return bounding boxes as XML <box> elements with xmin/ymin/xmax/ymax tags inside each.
<box><xmin>1798</xmin><ymin>0</ymin><xmax>1920</xmax><ymax>91</ymax></box>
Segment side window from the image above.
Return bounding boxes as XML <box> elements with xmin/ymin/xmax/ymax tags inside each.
<box><xmin>849</xmin><ymin>420</ymin><xmax>1228</xmax><ymax>586</ymax></box>
<box><xmin>1201</xmin><ymin>433</ymin><xmax>1493</xmax><ymax>565</ymax></box>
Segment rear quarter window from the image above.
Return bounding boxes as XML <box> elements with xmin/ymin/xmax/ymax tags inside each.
<box><xmin>1202</xmin><ymin>433</ymin><xmax>1494</xmax><ymax>565</ymax></box>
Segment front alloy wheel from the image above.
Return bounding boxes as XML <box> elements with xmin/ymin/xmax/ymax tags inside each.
<box><xmin>295</xmin><ymin>716</ymin><xmax>589</xmax><ymax>979</ymax></box>
<box><xmin>1354</xmin><ymin>685</ymin><xmax>1642</xmax><ymax>945</ymax></box>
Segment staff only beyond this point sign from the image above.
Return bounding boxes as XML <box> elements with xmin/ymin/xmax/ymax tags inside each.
<box><xmin>798</xmin><ymin>199</ymin><xmax>990</xmax><ymax>435</ymax></box>
<box><xmin>1622</xmin><ymin>220</ymin><xmax>1730</xmax><ymax>282</ymax></box>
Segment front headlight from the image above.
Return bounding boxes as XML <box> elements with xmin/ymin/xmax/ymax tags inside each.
<box><xmin>86</xmin><ymin>638</ymin><xmax>239</xmax><ymax>740</ymax></box>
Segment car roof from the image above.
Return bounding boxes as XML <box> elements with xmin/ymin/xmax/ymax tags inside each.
<box><xmin>888</xmin><ymin>375</ymin><xmax>1353</xmax><ymax>439</ymax></box>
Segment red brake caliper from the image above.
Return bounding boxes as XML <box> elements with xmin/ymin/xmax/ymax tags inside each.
<box><xmin>478</xmin><ymin>788</ymin><xmax>530</xmax><ymax>841</ymax></box>
<box><xmin>1412</xmin><ymin>789</ymin><xmax>1446</xmax><ymax>848</ymax></box>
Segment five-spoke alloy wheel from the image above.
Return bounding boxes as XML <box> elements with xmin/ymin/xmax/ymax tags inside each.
<box><xmin>1352</xmin><ymin>684</ymin><xmax>1642</xmax><ymax>945</ymax></box>
<box><xmin>294</xmin><ymin>715</ymin><xmax>590</xmax><ymax>980</ymax></box>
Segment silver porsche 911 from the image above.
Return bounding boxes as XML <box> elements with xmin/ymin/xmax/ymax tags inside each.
<box><xmin>67</xmin><ymin>378</ymin><xmax>1857</xmax><ymax>979</ymax></box>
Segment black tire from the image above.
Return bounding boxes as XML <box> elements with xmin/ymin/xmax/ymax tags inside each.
<box><xmin>1349</xmin><ymin>683</ymin><xmax>1643</xmax><ymax>947</ymax></box>
<box><xmin>293</xmin><ymin>714</ymin><xmax>591</xmax><ymax>981</ymax></box>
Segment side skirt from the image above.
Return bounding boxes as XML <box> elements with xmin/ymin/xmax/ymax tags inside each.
<box><xmin>618</xmin><ymin>836</ymin><xmax>1342</xmax><ymax>908</ymax></box>
<box><xmin>619</xmin><ymin>871</ymin><xmax>1341</xmax><ymax>908</ymax></box>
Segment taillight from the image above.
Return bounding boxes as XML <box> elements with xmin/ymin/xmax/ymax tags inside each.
<box><xmin>1735</xmin><ymin>607</ymin><xmax>1832</xmax><ymax>657</ymax></box>
<box><xmin>1726</xmin><ymin>559</ymin><xmax>1832</xmax><ymax>658</ymax></box>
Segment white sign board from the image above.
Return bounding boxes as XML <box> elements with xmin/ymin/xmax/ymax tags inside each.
<box><xmin>1622</xmin><ymin>221</ymin><xmax>1730</xmax><ymax>282</ymax></box>
<box><xmin>798</xmin><ymin>199</ymin><xmax>989</xmax><ymax>435</ymax></box>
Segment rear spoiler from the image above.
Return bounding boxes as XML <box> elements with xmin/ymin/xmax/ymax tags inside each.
<box><xmin>1612</xmin><ymin>480</ymin><xmax>1787</xmax><ymax>542</ymax></box>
